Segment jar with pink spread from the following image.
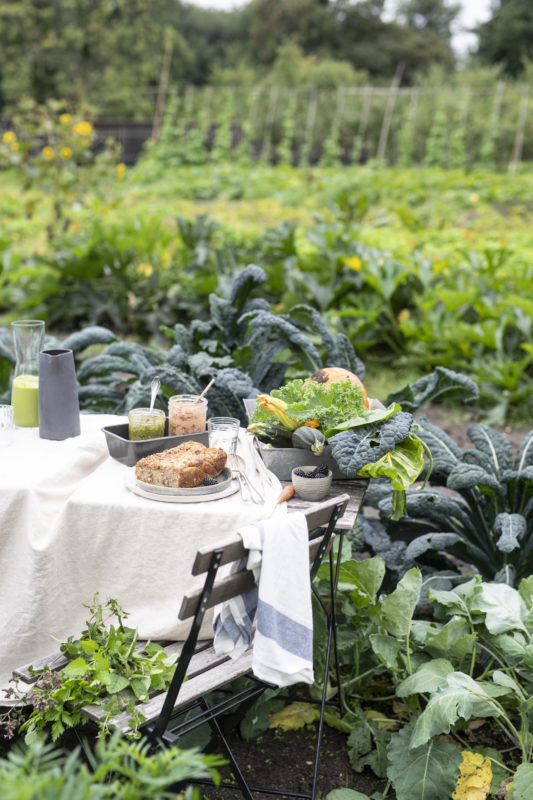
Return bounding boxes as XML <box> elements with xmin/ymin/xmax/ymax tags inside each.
<box><xmin>168</xmin><ymin>394</ymin><xmax>207</xmax><ymax>435</ymax></box>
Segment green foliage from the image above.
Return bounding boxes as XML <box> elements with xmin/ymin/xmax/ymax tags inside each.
<box><xmin>315</xmin><ymin>558</ymin><xmax>533</xmax><ymax>795</ymax></box>
<box><xmin>365</xmin><ymin>419</ymin><xmax>533</xmax><ymax>585</ymax></box>
<box><xmin>0</xmin><ymin>97</ymin><xmax>122</xmax><ymax>238</ymax></box>
<box><xmin>12</xmin><ymin>596</ymin><xmax>177</xmax><ymax>741</ymax></box>
<box><xmin>0</xmin><ymin>732</ymin><xmax>222</xmax><ymax>799</ymax></box>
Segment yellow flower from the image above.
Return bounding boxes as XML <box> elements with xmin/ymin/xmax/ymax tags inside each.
<box><xmin>2</xmin><ymin>130</ymin><xmax>16</xmax><ymax>144</ymax></box>
<box><xmin>59</xmin><ymin>113</ymin><xmax>71</xmax><ymax>125</ymax></box>
<box><xmin>469</xmin><ymin>193</ymin><xmax>479</xmax><ymax>203</ymax></box>
<box><xmin>397</xmin><ymin>309</ymin><xmax>410</xmax><ymax>323</ymax></box>
<box><xmin>117</xmin><ymin>162</ymin><xmax>126</xmax><ymax>179</ymax></box>
<box><xmin>72</xmin><ymin>121</ymin><xmax>93</xmax><ymax>136</ymax></box>
<box><xmin>42</xmin><ymin>146</ymin><xmax>54</xmax><ymax>160</ymax></box>
<box><xmin>10</xmin><ymin>142</ymin><xmax>19</xmax><ymax>152</ymax></box>
<box><xmin>60</xmin><ymin>147</ymin><xmax>73</xmax><ymax>160</ymax></box>
<box><xmin>137</xmin><ymin>262</ymin><xmax>153</xmax><ymax>277</ymax></box>
<box><xmin>344</xmin><ymin>256</ymin><xmax>363</xmax><ymax>271</ymax></box>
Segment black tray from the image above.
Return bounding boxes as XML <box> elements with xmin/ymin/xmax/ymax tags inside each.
<box><xmin>102</xmin><ymin>419</ymin><xmax>209</xmax><ymax>466</ymax></box>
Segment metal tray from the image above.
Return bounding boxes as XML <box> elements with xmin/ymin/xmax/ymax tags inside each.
<box><xmin>244</xmin><ymin>398</ymin><xmax>347</xmax><ymax>480</ymax></box>
<box><xmin>102</xmin><ymin>418</ymin><xmax>209</xmax><ymax>467</ymax></box>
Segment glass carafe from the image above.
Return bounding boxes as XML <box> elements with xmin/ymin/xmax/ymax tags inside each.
<box><xmin>11</xmin><ymin>319</ymin><xmax>45</xmax><ymax>427</ymax></box>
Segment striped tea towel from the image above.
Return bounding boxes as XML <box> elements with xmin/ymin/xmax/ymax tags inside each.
<box><xmin>213</xmin><ymin>512</ymin><xmax>314</xmax><ymax>687</ymax></box>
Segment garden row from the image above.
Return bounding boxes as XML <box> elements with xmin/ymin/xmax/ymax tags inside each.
<box><xmin>151</xmin><ymin>79</ymin><xmax>533</xmax><ymax>171</ymax></box>
<box><xmin>1</xmin><ymin>157</ymin><xmax>532</xmax><ymax>423</ymax></box>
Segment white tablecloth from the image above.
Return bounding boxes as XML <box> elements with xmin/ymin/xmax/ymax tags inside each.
<box><xmin>0</xmin><ymin>415</ymin><xmax>283</xmax><ymax>698</ymax></box>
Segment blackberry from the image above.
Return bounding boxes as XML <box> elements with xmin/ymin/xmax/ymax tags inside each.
<box><xmin>293</xmin><ymin>468</ymin><xmax>308</xmax><ymax>478</ymax></box>
<box><xmin>315</xmin><ymin>463</ymin><xmax>329</xmax><ymax>475</ymax></box>
<box><xmin>202</xmin><ymin>477</ymin><xmax>218</xmax><ymax>486</ymax></box>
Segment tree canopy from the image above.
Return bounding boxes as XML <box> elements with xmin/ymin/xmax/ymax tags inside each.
<box><xmin>0</xmin><ymin>0</ymin><xmax>528</xmax><ymax>117</ymax></box>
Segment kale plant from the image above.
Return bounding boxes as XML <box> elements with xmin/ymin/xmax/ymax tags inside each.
<box><xmin>0</xmin><ymin>265</ymin><xmax>366</xmax><ymax>423</ymax></box>
<box><xmin>365</xmin><ymin>419</ymin><xmax>533</xmax><ymax>586</ymax></box>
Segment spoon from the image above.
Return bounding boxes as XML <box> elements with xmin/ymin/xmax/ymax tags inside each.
<box><xmin>149</xmin><ymin>375</ymin><xmax>160</xmax><ymax>414</ymax></box>
<box><xmin>196</xmin><ymin>377</ymin><xmax>215</xmax><ymax>403</ymax></box>
<box><xmin>230</xmin><ymin>454</ymin><xmax>264</xmax><ymax>504</ymax></box>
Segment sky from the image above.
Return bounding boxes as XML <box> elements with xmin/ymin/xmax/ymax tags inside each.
<box><xmin>186</xmin><ymin>0</ymin><xmax>494</xmax><ymax>56</ymax></box>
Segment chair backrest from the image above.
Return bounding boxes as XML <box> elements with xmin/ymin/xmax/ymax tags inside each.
<box><xmin>178</xmin><ymin>493</ymin><xmax>350</xmax><ymax>621</ymax></box>
<box><xmin>149</xmin><ymin>493</ymin><xmax>349</xmax><ymax>743</ymax></box>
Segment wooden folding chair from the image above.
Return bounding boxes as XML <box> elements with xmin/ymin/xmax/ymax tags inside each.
<box><xmin>14</xmin><ymin>493</ymin><xmax>350</xmax><ymax>799</ymax></box>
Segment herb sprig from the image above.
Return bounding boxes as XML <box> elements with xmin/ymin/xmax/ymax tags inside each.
<box><xmin>5</xmin><ymin>595</ymin><xmax>176</xmax><ymax>742</ymax></box>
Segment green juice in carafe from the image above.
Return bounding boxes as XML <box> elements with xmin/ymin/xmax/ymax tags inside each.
<box><xmin>11</xmin><ymin>374</ymin><xmax>39</xmax><ymax>427</ymax></box>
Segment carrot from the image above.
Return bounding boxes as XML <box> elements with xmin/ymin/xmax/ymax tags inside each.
<box><xmin>276</xmin><ymin>486</ymin><xmax>295</xmax><ymax>505</ymax></box>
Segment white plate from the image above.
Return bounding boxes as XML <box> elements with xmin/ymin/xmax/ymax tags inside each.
<box><xmin>135</xmin><ymin>467</ymin><xmax>233</xmax><ymax>497</ymax></box>
<box><xmin>125</xmin><ymin>469</ymin><xmax>240</xmax><ymax>503</ymax></box>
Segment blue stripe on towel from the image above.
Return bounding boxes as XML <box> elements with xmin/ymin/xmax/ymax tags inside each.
<box><xmin>256</xmin><ymin>599</ymin><xmax>313</xmax><ymax>660</ymax></box>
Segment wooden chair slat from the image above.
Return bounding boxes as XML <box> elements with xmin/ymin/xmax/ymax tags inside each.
<box><xmin>181</xmin><ymin>534</ymin><xmax>330</xmax><ymax>621</ymax></box>
<box><xmin>108</xmin><ymin>650</ymin><xmax>254</xmax><ymax>732</ymax></box>
<box><xmin>179</xmin><ymin>570</ymin><xmax>256</xmax><ymax>620</ymax></box>
<box><xmin>83</xmin><ymin>644</ymin><xmax>230</xmax><ymax>723</ymax></box>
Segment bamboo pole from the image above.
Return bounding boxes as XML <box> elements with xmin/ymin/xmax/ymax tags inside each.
<box><xmin>151</xmin><ymin>28</ymin><xmax>174</xmax><ymax>142</ymax></box>
<box><xmin>509</xmin><ymin>84</ymin><xmax>529</xmax><ymax>174</ymax></box>
<box><xmin>377</xmin><ymin>61</ymin><xmax>405</xmax><ymax>161</ymax></box>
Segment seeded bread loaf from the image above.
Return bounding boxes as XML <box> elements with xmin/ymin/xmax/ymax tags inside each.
<box><xmin>135</xmin><ymin>441</ymin><xmax>227</xmax><ymax>488</ymax></box>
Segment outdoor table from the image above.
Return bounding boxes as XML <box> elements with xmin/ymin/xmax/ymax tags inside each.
<box><xmin>0</xmin><ymin>413</ymin><xmax>366</xmax><ymax>699</ymax></box>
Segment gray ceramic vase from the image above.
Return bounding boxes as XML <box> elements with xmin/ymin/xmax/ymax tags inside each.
<box><xmin>39</xmin><ymin>349</ymin><xmax>81</xmax><ymax>440</ymax></box>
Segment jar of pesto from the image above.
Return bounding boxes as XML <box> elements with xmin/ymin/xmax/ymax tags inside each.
<box><xmin>128</xmin><ymin>407</ymin><xmax>165</xmax><ymax>441</ymax></box>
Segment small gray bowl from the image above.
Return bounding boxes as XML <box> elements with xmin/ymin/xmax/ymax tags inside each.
<box><xmin>291</xmin><ymin>466</ymin><xmax>333</xmax><ymax>501</ymax></box>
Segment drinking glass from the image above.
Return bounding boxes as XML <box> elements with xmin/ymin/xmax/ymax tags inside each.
<box><xmin>207</xmin><ymin>417</ymin><xmax>240</xmax><ymax>455</ymax></box>
<box><xmin>168</xmin><ymin>395</ymin><xmax>207</xmax><ymax>436</ymax></box>
<box><xmin>11</xmin><ymin>319</ymin><xmax>45</xmax><ymax>427</ymax></box>
<box><xmin>0</xmin><ymin>404</ymin><xmax>14</xmax><ymax>445</ymax></box>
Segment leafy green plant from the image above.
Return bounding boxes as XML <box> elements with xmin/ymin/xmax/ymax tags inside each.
<box><xmin>5</xmin><ymin>596</ymin><xmax>177</xmax><ymax>742</ymax></box>
<box><xmin>315</xmin><ymin>559</ymin><xmax>533</xmax><ymax>798</ymax></box>
<box><xmin>365</xmin><ymin>419</ymin><xmax>533</xmax><ymax>586</ymax></box>
<box><xmin>0</xmin><ymin>97</ymin><xmax>122</xmax><ymax>238</ymax></box>
<box><xmin>0</xmin><ymin>732</ymin><xmax>223</xmax><ymax>799</ymax></box>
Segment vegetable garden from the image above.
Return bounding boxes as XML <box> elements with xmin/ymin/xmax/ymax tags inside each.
<box><xmin>1</xmin><ymin>102</ymin><xmax>533</xmax><ymax>799</ymax></box>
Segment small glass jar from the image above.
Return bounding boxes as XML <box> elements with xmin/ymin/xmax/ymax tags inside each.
<box><xmin>207</xmin><ymin>417</ymin><xmax>240</xmax><ymax>455</ymax></box>
<box><xmin>168</xmin><ymin>394</ymin><xmax>207</xmax><ymax>436</ymax></box>
<box><xmin>128</xmin><ymin>407</ymin><xmax>165</xmax><ymax>441</ymax></box>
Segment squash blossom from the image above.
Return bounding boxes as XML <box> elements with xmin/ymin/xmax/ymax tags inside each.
<box><xmin>256</xmin><ymin>395</ymin><xmax>300</xmax><ymax>431</ymax></box>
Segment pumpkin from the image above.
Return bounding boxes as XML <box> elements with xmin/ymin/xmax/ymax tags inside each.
<box><xmin>308</xmin><ymin>367</ymin><xmax>370</xmax><ymax>409</ymax></box>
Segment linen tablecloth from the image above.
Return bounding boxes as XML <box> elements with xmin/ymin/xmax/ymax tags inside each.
<box><xmin>0</xmin><ymin>416</ymin><xmax>283</xmax><ymax>699</ymax></box>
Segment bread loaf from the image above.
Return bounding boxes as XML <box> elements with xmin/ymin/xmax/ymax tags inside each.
<box><xmin>135</xmin><ymin>441</ymin><xmax>227</xmax><ymax>488</ymax></box>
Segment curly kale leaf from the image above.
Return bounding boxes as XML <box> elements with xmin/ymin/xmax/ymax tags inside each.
<box><xmin>329</xmin><ymin>411</ymin><xmax>414</xmax><ymax>477</ymax></box>
<box><xmin>386</xmin><ymin>367</ymin><xmax>479</xmax><ymax>413</ymax></box>
<box><xmin>248</xmin><ymin>378</ymin><xmax>367</xmax><ymax>432</ymax></box>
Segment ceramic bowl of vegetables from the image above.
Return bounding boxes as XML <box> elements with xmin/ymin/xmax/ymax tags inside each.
<box><xmin>291</xmin><ymin>464</ymin><xmax>332</xmax><ymax>501</ymax></box>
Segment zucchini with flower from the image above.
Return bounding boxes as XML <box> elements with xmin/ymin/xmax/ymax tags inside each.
<box><xmin>248</xmin><ymin>375</ymin><xmax>432</xmax><ymax>519</ymax></box>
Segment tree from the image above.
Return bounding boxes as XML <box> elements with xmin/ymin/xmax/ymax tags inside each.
<box><xmin>476</xmin><ymin>0</ymin><xmax>533</xmax><ymax>77</ymax></box>
<box><xmin>396</xmin><ymin>0</ymin><xmax>461</xmax><ymax>40</ymax></box>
